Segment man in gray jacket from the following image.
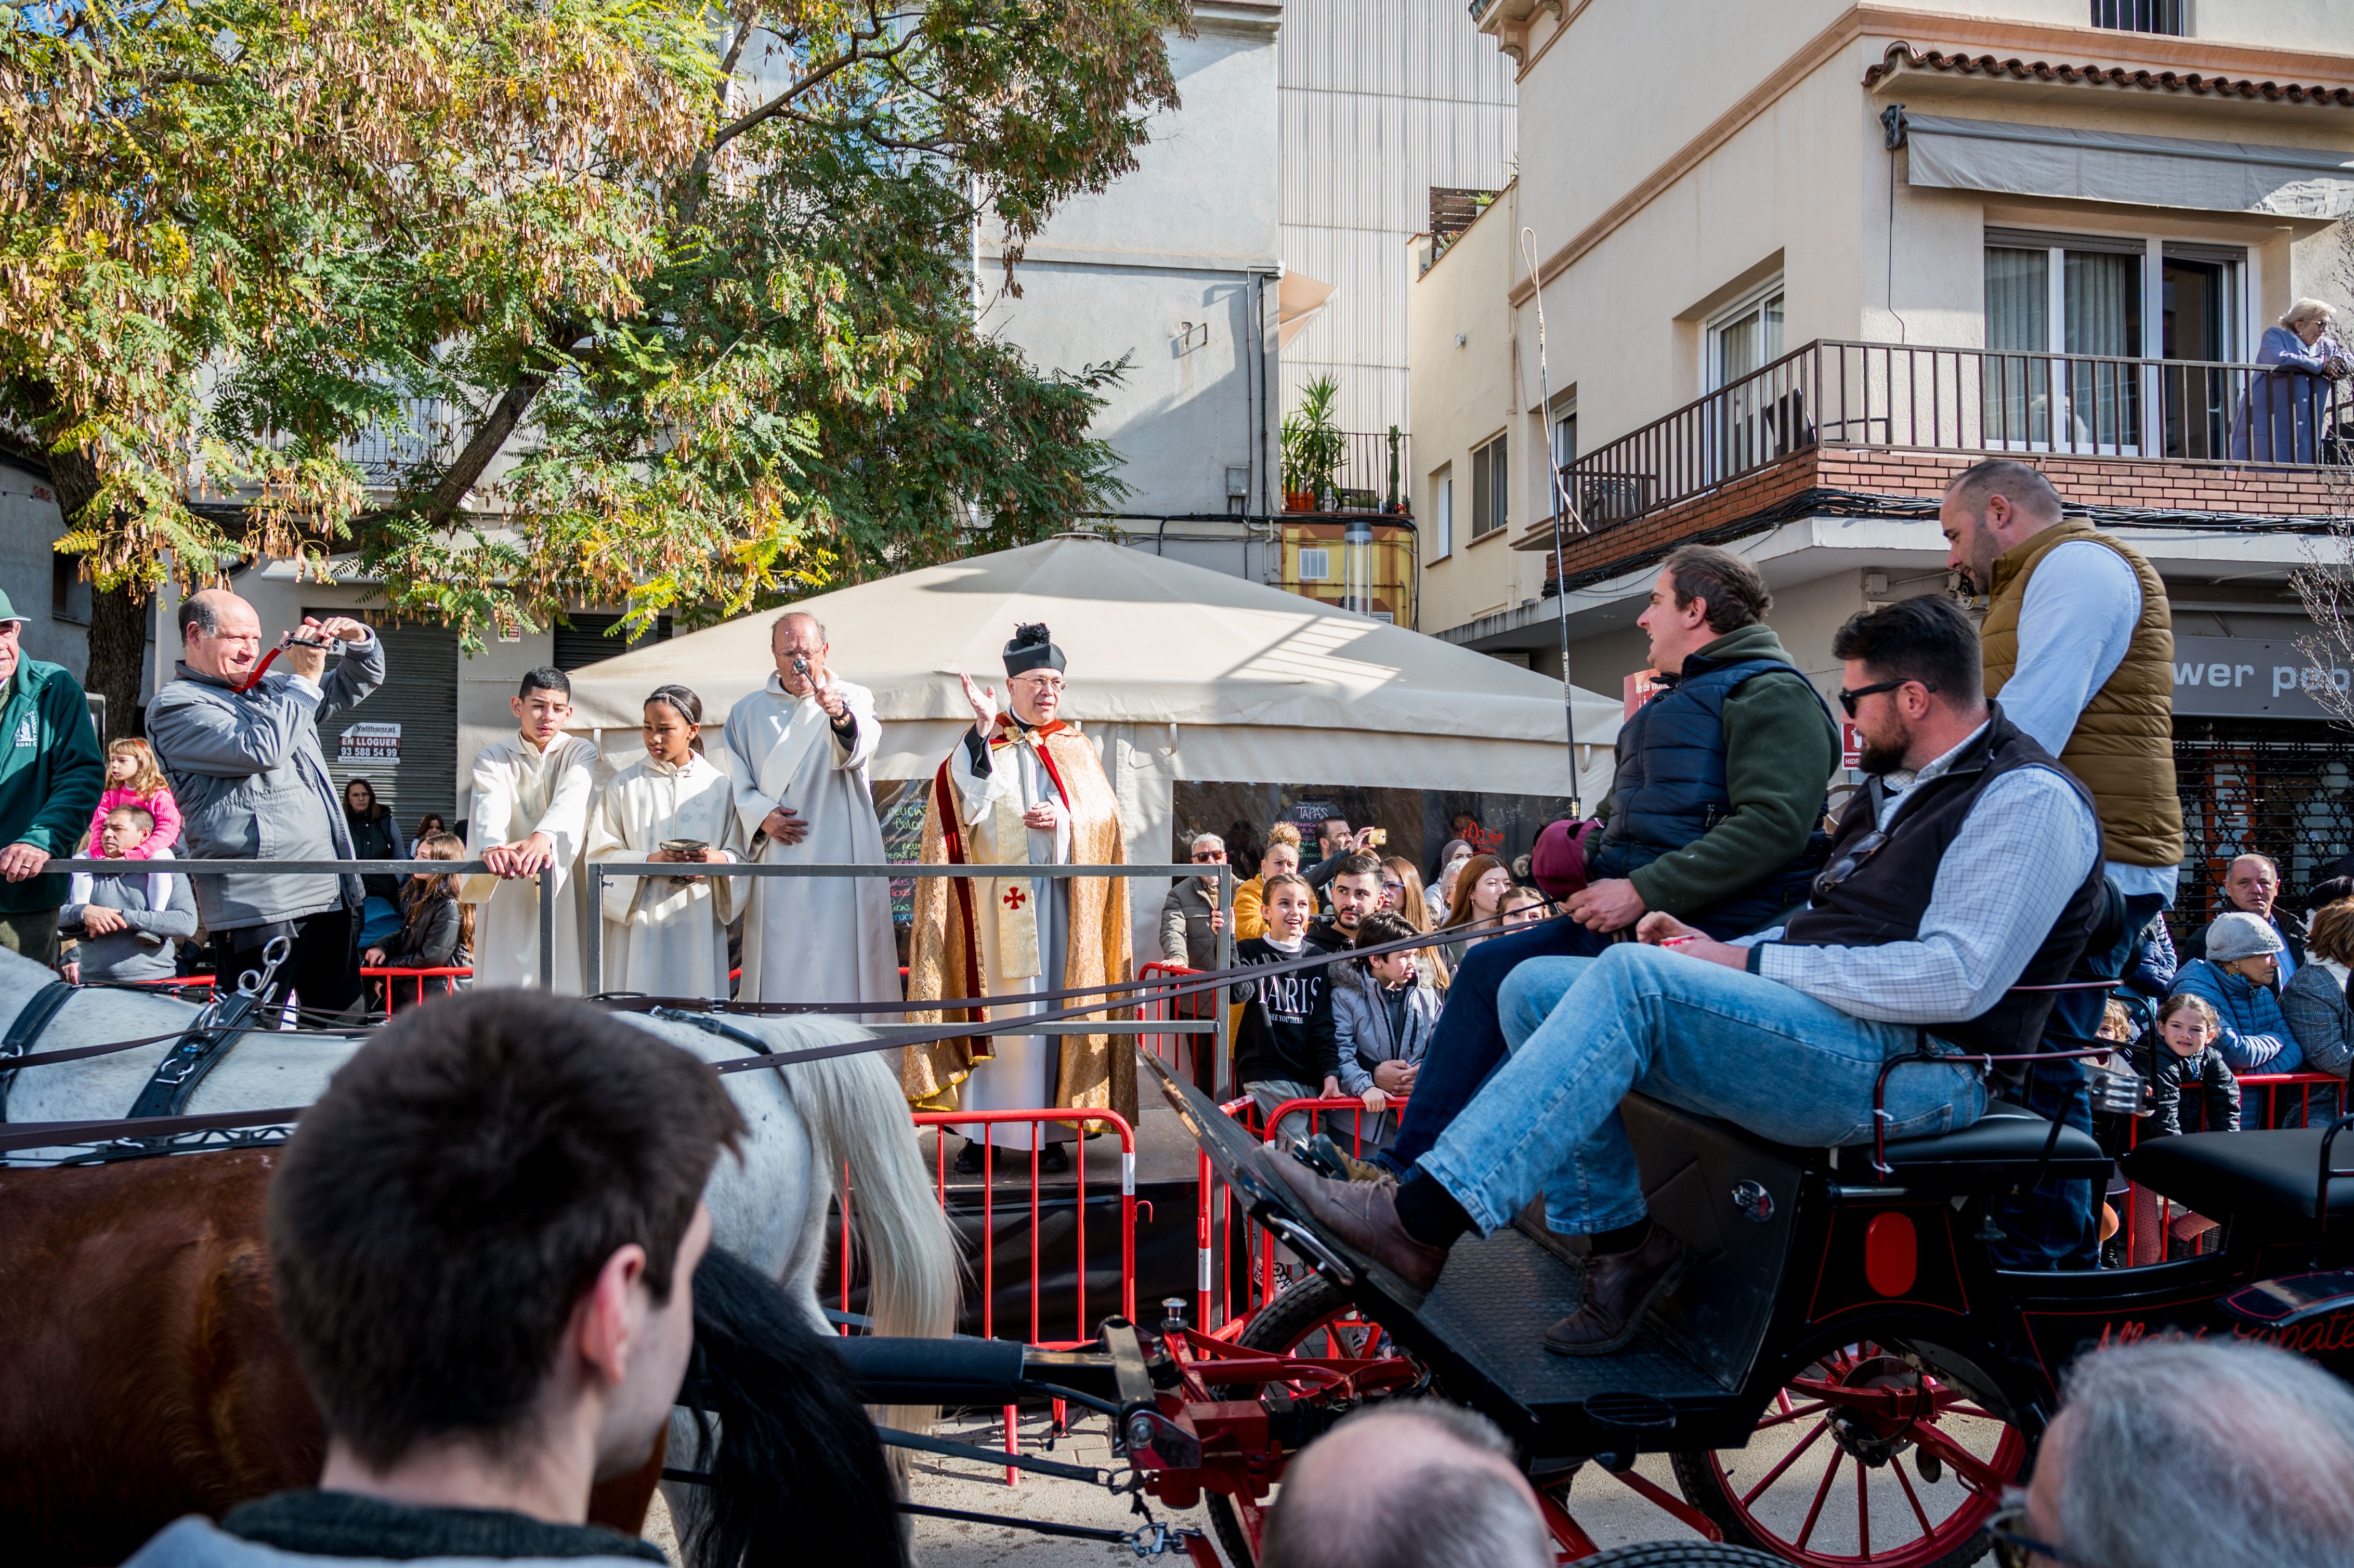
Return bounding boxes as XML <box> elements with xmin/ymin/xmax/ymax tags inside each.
<box><xmin>146</xmin><ymin>590</ymin><xmax>384</xmax><ymax>1012</ymax></box>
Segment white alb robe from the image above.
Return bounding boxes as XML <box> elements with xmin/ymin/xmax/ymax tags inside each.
<box><xmin>717</xmin><ymin>674</ymin><xmax>899</xmax><ymax>1012</ymax></box>
<box><xmin>462</xmin><ymin>731</ymin><xmax>601</xmax><ymax>991</ymax></box>
<box><xmin>585</xmin><ymin>752</ymin><xmax>748</xmax><ymax>1001</ymax></box>
<box><xmin>944</xmin><ymin>729</ymin><xmax>1074</xmax><ymax>1148</ymax></box>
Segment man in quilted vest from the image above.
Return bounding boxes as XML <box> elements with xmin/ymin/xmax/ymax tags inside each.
<box><xmin>1941</xmin><ymin>458</ymin><xmax>2183</xmax><ymax>1270</ymax></box>
<box><xmin>1359</xmin><ymin>544</ymin><xmax>1839</xmax><ymax>1184</ymax></box>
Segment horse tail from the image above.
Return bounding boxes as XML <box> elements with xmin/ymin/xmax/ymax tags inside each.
<box><xmin>681</xmin><ymin>1245</ymin><xmax>909</xmax><ymax>1568</ymax></box>
<box><xmin>774</xmin><ymin>1022</ymin><xmax>960</xmax><ymax>1345</ymax></box>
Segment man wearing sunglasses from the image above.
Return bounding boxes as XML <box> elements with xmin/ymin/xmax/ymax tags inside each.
<box><xmin>1942</xmin><ymin>458</ymin><xmax>2182</xmax><ymax>1271</ymax></box>
<box><xmin>1273</xmin><ymin>596</ymin><xmax>2104</xmax><ymax>1357</ymax></box>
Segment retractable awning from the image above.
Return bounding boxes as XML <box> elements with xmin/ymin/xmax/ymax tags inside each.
<box><xmin>1901</xmin><ymin>111</ymin><xmax>2354</xmax><ymax>219</ymax></box>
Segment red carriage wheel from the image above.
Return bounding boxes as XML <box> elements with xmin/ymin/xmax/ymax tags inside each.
<box><xmin>1670</xmin><ymin>1341</ymin><xmax>2025</xmax><ymax>1568</ymax></box>
<box><xmin>1203</xmin><ymin>1275</ymin><xmax>1419</xmax><ymax>1567</ymax></box>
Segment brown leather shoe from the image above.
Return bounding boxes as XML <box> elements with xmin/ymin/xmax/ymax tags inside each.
<box><xmin>1541</xmin><ymin>1223</ymin><xmax>1689</xmax><ymax>1357</ymax></box>
<box><xmin>1268</xmin><ymin>1155</ymin><xmax>1448</xmax><ymax>1293</ymax></box>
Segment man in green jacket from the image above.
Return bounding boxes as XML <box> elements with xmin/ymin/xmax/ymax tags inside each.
<box><xmin>1367</xmin><ymin>544</ymin><xmax>1839</xmax><ymax>1182</ymax></box>
<box><xmin>0</xmin><ymin>594</ymin><xmax>106</xmax><ymax>961</ymax></box>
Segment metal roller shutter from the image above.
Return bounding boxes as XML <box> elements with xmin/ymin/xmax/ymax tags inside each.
<box><xmin>305</xmin><ymin>610</ymin><xmax>460</xmax><ymax>844</ymax></box>
<box><xmin>553</xmin><ymin>611</ymin><xmax>672</xmax><ymax>671</ymax></box>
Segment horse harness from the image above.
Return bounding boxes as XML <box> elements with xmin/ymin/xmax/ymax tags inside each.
<box><xmin>0</xmin><ymin>936</ymin><xmax>294</xmax><ymax>1125</ymax></box>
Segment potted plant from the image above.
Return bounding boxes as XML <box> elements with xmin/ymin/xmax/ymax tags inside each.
<box><xmin>1280</xmin><ymin>374</ymin><xmax>1345</xmax><ymax>511</ymax></box>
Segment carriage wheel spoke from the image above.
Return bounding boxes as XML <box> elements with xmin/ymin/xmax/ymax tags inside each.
<box><xmin>1854</xmin><ymin>1454</ymin><xmax>1871</xmax><ymax>1558</ymax></box>
<box><xmin>1755</xmin><ymin>1400</ymin><xmax>1829</xmax><ymax>1432</ymax></box>
<box><xmin>1795</xmin><ymin>1448</ymin><xmax>1843</xmax><ymax>1550</ymax></box>
<box><xmin>1740</xmin><ymin>1419</ymin><xmax>1829</xmax><ymax>1507</ymax></box>
<box><xmin>1775</xmin><ymin>1389</ymin><xmax>1795</xmax><ymax>1417</ymax></box>
<box><xmin>1892</xmin><ymin>1453</ymin><xmax>1937</xmax><ymax>1536</ymax></box>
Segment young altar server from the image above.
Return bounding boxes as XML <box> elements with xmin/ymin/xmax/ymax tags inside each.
<box><xmin>903</xmin><ymin>622</ymin><xmax>1133</xmax><ymax>1175</ymax></box>
<box><xmin>585</xmin><ymin>685</ymin><xmax>746</xmax><ymax>1000</ymax></box>
<box><xmin>463</xmin><ymin>667</ymin><xmax>601</xmax><ymax>990</ymax></box>
<box><xmin>716</xmin><ymin>610</ymin><xmax>900</xmax><ymax>1012</ymax></box>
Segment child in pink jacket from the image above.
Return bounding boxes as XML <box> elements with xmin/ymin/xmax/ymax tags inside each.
<box><xmin>86</xmin><ymin>738</ymin><xmax>181</xmax><ymax>859</ymax></box>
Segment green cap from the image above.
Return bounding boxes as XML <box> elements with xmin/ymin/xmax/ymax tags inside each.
<box><xmin>0</xmin><ymin>591</ymin><xmax>27</xmax><ymax>625</ymax></box>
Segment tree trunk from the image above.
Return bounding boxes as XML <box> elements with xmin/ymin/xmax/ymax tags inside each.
<box><xmin>46</xmin><ymin>446</ymin><xmax>149</xmax><ymax>739</ymax></box>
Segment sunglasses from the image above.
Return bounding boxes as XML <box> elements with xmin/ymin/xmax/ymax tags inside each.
<box><xmin>1811</xmin><ymin>829</ymin><xmax>1889</xmax><ymax>900</ymax></box>
<box><xmin>1989</xmin><ymin>1498</ymin><xmax>2080</xmax><ymax>1566</ymax></box>
<box><xmin>1192</xmin><ymin>850</ymin><xmax>1226</xmax><ymax>861</ymax></box>
<box><xmin>1838</xmin><ymin>677</ymin><xmax>1936</xmax><ymax>717</ymax></box>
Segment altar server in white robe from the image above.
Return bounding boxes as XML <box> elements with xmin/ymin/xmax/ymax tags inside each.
<box><xmin>717</xmin><ymin>610</ymin><xmax>899</xmax><ymax>1012</ymax></box>
<box><xmin>585</xmin><ymin>684</ymin><xmax>747</xmax><ymax>999</ymax></box>
<box><xmin>463</xmin><ymin>667</ymin><xmax>601</xmax><ymax>991</ymax></box>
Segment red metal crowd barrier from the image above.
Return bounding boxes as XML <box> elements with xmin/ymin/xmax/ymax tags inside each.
<box><xmin>1136</xmin><ymin>961</ymin><xmax>1208</xmax><ymax>1084</ymax></box>
<box><xmin>1196</xmin><ymin>1094</ymin><xmax>1405</xmax><ymax>1334</ymax></box>
<box><xmin>835</xmin><ymin>1108</ymin><xmax>1139</xmax><ymax>1484</ymax></box>
<box><xmin>360</xmin><ymin>965</ymin><xmax>473</xmax><ymax>1016</ymax></box>
<box><xmin>2116</xmin><ymin>1069</ymin><xmax>2344</xmax><ymax>1265</ymax></box>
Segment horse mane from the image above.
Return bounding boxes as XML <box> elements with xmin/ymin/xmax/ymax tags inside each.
<box><xmin>681</xmin><ymin>1246</ymin><xmax>909</xmax><ymax>1568</ymax></box>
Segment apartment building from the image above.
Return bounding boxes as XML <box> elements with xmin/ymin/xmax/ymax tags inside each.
<box><xmin>1415</xmin><ymin>0</ymin><xmax>2354</xmax><ymax>917</ymax></box>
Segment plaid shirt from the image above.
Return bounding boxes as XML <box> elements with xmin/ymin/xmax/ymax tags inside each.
<box><xmin>1740</xmin><ymin>724</ymin><xmax>2101</xmax><ymax>1025</ymax></box>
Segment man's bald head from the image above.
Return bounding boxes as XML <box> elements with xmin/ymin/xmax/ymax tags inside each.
<box><xmin>178</xmin><ymin>590</ymin><xmax>264</xmax><ymax>681</ymax></box>
<box><xmin>771</xmin><ymin>611</ymin><xmax>830</xmax><ymax>697</ymax></box>
<box><xmin>1260</xmin><ymin>1404</ymin><xmax>1550</xmax><ymax>1568</ymax></box>
<box><xmin>1939</xmin><ymin>458</ymin><xmax>2066</xmax><ymax>592</ymax></box>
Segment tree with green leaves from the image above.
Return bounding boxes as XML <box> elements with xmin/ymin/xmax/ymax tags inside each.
<box><xmin>2</xmin><ymin>0</ymin><xmax>1183</xmax><ymax>726</ymax></box>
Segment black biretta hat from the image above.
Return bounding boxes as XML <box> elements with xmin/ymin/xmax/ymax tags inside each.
<box><xmin>1003</xmin><ymin>622</ymin><xmax>1066</xmax><ymax>677</ymax></box>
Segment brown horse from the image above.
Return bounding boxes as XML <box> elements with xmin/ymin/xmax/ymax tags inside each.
<box><xmin>0</xmin><ymin>1148</ymin><xmax>665</xmax><ymax>1566</ymax></box>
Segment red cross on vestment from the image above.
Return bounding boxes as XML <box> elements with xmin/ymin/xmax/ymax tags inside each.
<box><xmin>1001</xmin><ymin>885</ymin><xmax>1028</xmax><ymax>910</ymax></box>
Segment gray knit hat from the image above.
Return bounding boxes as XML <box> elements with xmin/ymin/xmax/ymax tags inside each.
<box><xmin>2205</xmin><ymin>910</ymin><xmax>2285</xmax><ymax>963</ymax></box>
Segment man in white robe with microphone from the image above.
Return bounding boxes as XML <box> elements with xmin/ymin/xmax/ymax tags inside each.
<box><xmin>717</xmin><ymin>610</ymin><xmax>899</xmax><ymax>1013</ymax></box>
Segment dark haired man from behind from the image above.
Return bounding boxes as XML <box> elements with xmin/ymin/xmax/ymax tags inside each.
<box><xmin>463</xmin><ymin>667</ymin><xmax>603</xmax><ymax>991</ymax></box>
<box><xmin>124</xmin><ymin>989</ymin><xmax>744</xmax><ymax>1568</ymax></box>
<box><xmin>1369</xmin><ymin>543</ymin><xmax>1838</xmax><ymax>1180</ymax></box>
<box><xmin>1278</xmin><ymin>597</ymin><xmax>2103</xmax><ymax>1356</ymax></box>
<box><xmin>148</xmin><ymin>589</ymin><xmax>382</xmax><ymax>1011</ymax></box>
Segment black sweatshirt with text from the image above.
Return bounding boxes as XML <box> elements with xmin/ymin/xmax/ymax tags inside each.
<box><xmin>1232</xmin><ymin>933</ymin><xmax>1341</xmax><ymax>1088</ymax></box>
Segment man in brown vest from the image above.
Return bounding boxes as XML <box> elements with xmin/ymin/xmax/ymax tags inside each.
<box><xmin>1941</xmin><ymin>457</ymin><xmax>2185</xmax><ymax>1269</ymax></box>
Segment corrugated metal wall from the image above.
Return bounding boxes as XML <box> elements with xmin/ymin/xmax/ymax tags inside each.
<box><xmin>1279</xmin><ymin>0</ymin><xmax>1516</xmax><ymax>439</ymax></box>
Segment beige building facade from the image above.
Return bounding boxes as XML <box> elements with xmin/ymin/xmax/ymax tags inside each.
<box><xmin>1414</xmin><ymin>0</ymin><xmax>2354</xmax><ymax>917</ymax></box>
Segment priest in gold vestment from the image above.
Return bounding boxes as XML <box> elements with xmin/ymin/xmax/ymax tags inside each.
<box><xmin>903</xmin><ymin>623</ymin><xmax>1133</xmax><ymax>1174</ymax></box>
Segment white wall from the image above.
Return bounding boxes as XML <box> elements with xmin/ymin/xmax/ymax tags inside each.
<box><xmin>980</xmin><ymin>11</ymin><xmax>1281</xmax><ymax>519</ymax></box>
<box><xmin>0</xmin><ymin>465</ymin><xmax>87</xmax><ymax>683</ymax></box>
<box><xmin>1279</xmin><ymin>0</ymin><xmax>1518</xmax><ymax>437</ymax></box>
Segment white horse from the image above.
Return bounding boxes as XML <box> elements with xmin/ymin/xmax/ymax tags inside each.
<box><xmin>0</xmin><ymin>952</ymin><xmax>958</xmax><ymax>1349</ymax></box>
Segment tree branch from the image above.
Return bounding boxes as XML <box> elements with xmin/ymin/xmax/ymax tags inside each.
<box><xmin>708</xmin><ymin>2</ymin><xmax>916</xmax><ymax>154</ymax></box>
<box><xmin>422</xmin><ymin>368</ymin><xmax>549</xmax><ymax>525</ymax></box>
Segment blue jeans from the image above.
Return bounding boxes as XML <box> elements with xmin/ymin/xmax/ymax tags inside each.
<box><xmin>1418</xmin><ymin>946</ymin><xmax>1987</xmax><ymax>1236</ymax></box>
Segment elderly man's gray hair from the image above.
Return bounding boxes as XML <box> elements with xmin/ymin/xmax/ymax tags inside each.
<box><xmin>2056</xmin><ymin>1336</ymin><xmax>2354</xmax><ymax>1568</ymax></box>
<box><xmin>1259</xmin><ymin>1402</ymin><xmax>1549</xmax><ymax>1568</ymax></box>
<box><xmin>1190</xmin><ymin>832</ymin><xmax>1225</xmax><ymax>854</ymax></box>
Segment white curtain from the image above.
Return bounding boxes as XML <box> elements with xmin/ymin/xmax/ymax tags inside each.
<box><xmin>2065</xmin><ymin>251</ymin><xmax>2142</xmax><ymax>450</ymax></box>
<box><xmin>1984</xmin><ymin>248</ymin><xmax>2050</xmax><ymax>444</ymax></box>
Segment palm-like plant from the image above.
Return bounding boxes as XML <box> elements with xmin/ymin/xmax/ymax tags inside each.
<box><xmin>1281</xmin><ymin>374</ymin><xmax>1346</xmax><ymax>506</ymax></box>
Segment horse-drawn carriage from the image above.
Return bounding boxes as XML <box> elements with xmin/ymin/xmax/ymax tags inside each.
<box><xmin>848</xmin><ymin>1051</ymin><xmax>2354</xmax><ymax>1566</ymax></box>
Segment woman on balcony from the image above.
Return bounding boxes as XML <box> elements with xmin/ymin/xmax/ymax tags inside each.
<box><xmin>2230</xmin><ymin>298</ymin><xmax>2351</xmax><ymax>464</ymax></box>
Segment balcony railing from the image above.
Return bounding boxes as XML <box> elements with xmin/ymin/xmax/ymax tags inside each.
<box><xmin>1563</xmin><ymin>339</ymin><xmax>2353</xmax><ymax>532</ymax></box>
<box><xmin>262</xmin><ymin>397</ymin><xmax>461</xmax><ymax>489</ymax></box>
<box><xmin>1284</xmin><ymin>429</ymin><xmax>1413</xmax><ymax>515</ymax></box>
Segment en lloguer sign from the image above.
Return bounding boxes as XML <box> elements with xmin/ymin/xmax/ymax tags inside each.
<box><xmin>2169</xmin><ymin>635</ymin><xmax>2350</xmax><ymax>720</ymax></box>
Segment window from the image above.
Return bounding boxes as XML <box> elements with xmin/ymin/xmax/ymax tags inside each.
<box><xmin>1431</xmin><ymin>467</ymin><xmax>1454</xmax><ymax>559</ymax></box>
<box><xmin>1706</xmin><ymin>282</ymin><xmax>1787</xmax><ymax>481</ymax></box>
<box><xmin>1470</xmin><ymin>433</ymin><xmax>1507</xmax><ymax>540</ymax></box>
<box><xmin>1708</xmin><ymin>284</ymin><xmax>1785</xmax><ymax>391</ymax></box>
<box><xmin>1982</xmin><ymin>228</ymin><xmax>2243</xmax><ymax>454</ymax></box>
<box><xmin>2090</xmin><ymin>0</ymin><xmax>2185</xmax><ymax>34</ymax></box>
<box><xmin>1545</xmin><ymin>409</ymin><xmax>1577</xmax><ymax>520</ymax></box>
<box><xmin>1297</xmin><ymin>547</ymin><xmax>1331</xmax><ymax>581</ymax></box>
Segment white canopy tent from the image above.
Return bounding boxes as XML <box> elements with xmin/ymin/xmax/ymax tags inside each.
<box><xmin>563</xmin><ymin>536</ymin><xmax>1621</xmax><ymax>953</ymax></box>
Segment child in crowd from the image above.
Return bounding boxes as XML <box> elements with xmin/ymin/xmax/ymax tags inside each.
<box><xmin>1330</xmin><ymin>910</ymin><xmax>1442</xmax><ymax>1149</ymax></box>
<box><xmin>60</xmin><ymin>804</ymin><xmax>195</xmax><ymax>984</ymax></box>
<box><xmin>85</xmin><ymin>738</ymin><xmax>180</xmax><ymax>860</ymax></box>
<box><xmin>1232</xmin><ymin>872</ymin><xmax>1339</xmax><ymax>1144</ymax></box>
<box><xmin>1500</xmin><ymin>884</ymin><xmax>1551</xmax><ymax>928</ymax></box>
<box><xmin>363</xmin><ymin>832</ymin><xmax>473</xmax><ymax>1012</ymax></box>
<box><xmin>2146</xmin><ymin>991</ymin><xmax>2239</xmax><ymax>1139</ymax></box>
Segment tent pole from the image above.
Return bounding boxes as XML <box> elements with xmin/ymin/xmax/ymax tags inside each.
<box><xmin>1520</xmin><ymin>226</ymin><xmax>1587</xmax><ymax>816</ymax></box>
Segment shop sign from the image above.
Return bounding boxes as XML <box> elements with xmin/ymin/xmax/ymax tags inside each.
<box><xmin>338</xmin><ymin>722</ymin><xmax>402</xmax><ymax>763</ymax></box>
<box><xmin>2172</xmin><ymin>636</ymin><xmax>2351</xmax><ymax>720</ymax></box>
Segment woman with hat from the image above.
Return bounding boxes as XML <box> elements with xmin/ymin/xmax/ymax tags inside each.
<box><xmin>2173</xmin><ymin>910</ymin><xmax>2301</xmax><ymax>1077</ymax></box>
<box><xmin>904</xmin><ymin>623</ymin><xmax>1134</xmax><ymax>1176</ymax></box>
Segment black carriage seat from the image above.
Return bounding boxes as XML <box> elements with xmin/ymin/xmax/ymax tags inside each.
<box><xmin>1862</xmin><ymin>1100</ymin><xmax>2110</xmax><ymax>1186</ymax></box>
<box><xmin>2121</xmin><ymin>1128</ymin><xmax>2354</xmax><ymax>1227</ymax></box>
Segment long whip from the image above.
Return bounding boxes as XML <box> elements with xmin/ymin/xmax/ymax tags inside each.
<box><xmin>1520</xmin><ymin>226</ymin><xmax>1586</xmax><ymax>815</ymax></box>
